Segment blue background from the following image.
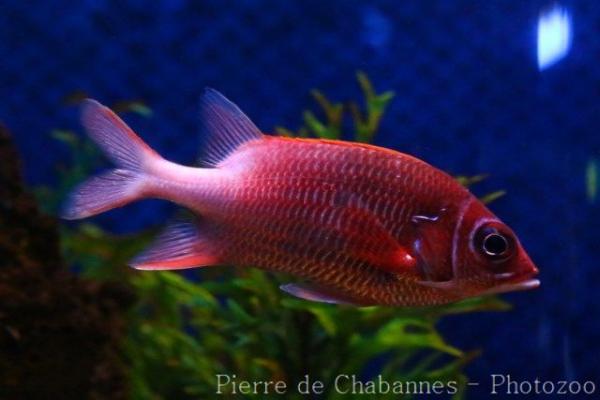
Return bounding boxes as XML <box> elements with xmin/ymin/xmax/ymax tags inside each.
<box><xmin>1</xmin><ymin>1</ymin><xmax>598</xmax><ymax>397</ymax></box>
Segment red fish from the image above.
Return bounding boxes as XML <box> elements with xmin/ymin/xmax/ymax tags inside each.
<box><xmin>63</xmin><ymin>89</ymin><xmax>539</xmax><ymax>306</ymax></box>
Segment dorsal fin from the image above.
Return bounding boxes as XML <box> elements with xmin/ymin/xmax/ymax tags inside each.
<box><xmin>198</xmin><ymin>88</ymin><xmax>263</xmax><ymax>167</ymax></box>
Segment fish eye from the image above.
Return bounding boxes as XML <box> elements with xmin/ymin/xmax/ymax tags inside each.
<box><xmin>482</xmin><ymin>233</ymin><xmax>508</xmax><ymax>257</ymax></box>
<box><xmin>474</xmin><ymin>224</ymin><xmax>515</xmax><ymax>262</ymax></box>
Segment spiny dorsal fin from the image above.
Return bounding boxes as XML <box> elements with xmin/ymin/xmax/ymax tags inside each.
<box><xmin>198</xmin><ymin>88</ymin><xmax>263</xmax><ymax>167</ymax></box>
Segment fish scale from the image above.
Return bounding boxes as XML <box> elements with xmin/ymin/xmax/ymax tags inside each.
<box><xmin>64</xmin><ymin>90</ymin><xmax>539</xmax><ymax>307</ymax></box>
<box><xmin>203</xmin><ymin>137</ymin><xmax>466</xmax><ymax>305</ymax></box>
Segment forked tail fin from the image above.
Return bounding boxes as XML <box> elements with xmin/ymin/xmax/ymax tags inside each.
<box><xmin>62</xmin><ymin>99</ymin><xmax>161</xmax><ymax>220</ymax></box>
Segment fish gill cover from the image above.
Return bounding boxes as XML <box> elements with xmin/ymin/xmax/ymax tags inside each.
<box><xmin>33</xmin><ymin>75</ymin><xmax>511</xmax><ymax>399</ymax></box>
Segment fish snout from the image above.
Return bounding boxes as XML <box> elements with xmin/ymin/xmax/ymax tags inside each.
<box><xmin>515</xmin><ymin>250</ymin><xmax>539</xmax><ymax>280</ymax></box>
<box><xmin>493</xmin><ymin>250</ymin><xmax>540</xmax><ymax>292</ymax></box>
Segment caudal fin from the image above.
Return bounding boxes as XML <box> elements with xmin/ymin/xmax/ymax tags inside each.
<box><xmin>62</xmin><ymin>99</ymin><xmax>160</xmax><ymax>220</ymax></box>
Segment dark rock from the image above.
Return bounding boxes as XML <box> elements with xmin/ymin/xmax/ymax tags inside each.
<box><xmin>0</xmin><ymin>124</ymin><xmax>132</xmax><ymax>400</ymax></box>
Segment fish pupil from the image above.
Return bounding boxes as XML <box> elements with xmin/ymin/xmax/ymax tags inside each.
<box><xmin>483</xmin><ymin>233</ymin><xmax>508</xmax><ymax>256</ymax></box>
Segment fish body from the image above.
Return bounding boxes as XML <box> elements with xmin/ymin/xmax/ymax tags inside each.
<box><xmin>63</xmin><ymin>89</ymin><xmax>539</xmax><ymax>307</ymax></box>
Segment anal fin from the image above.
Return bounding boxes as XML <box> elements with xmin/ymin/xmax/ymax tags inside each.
<box><xmin>130</xmin><ymin>221</ymin><xmax>221</xmax><ymax>270</ymax></box>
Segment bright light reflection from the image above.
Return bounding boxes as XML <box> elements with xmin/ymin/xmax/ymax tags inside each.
<box><xmin>537</xmin><ymin>5</ymin><xmax>572</xmax><ymax>71</ymax></box>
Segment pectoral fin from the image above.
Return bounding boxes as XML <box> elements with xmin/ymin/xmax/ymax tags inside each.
<box><xmin>416</xmin><ymin>280</ymin><xmax>458</xmax><ymax>291</ymax></box>
<box><xmin>333</xmin><ymin>195</ymin><xmax>417</xmax><ymax>275</ymax></box>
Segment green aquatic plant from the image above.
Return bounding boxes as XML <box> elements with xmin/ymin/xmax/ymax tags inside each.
<box><xmin>49</xmin><ymin>78</ymin><xmax>509</xmax><ymax>399</ymax></box>
<box><xmin>60</xmin><ymin>222</ymin><xmax>507</xmax><ymax>399</ymax></box>
<box><xmin>454</xmin><ymin>174</ymin><xmax>506</xmax><ymax>205</ymax></box>
<box><xmin>586</xmin><ymin>158</ymin><xmax>597</xmax><ymax>203</ymax></box>
<box><xmin>276</xmin><ymin>71</ymin><xmax>394</xmax><ymax>143</ymax></box>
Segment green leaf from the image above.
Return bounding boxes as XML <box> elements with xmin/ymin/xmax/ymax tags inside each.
<box><xmin>375</xmin><ymin>318</ymin><xmax>462</xmax><ymax>356</ymax></box>
<box><xmin>586</xmin><ymin>158</ymin><xmax>597</xmax><ymax>203</ymax></box>
<box><xmin>281</xmin><ymin>299</ymin><xmax>338</xmax><ymax>336</ymax></box>
<box><xmin>275</xmin><ymin>126</ymin><xmax>295</xmax><ymax>137</ymax></box>
<box><xmin>455</xmin><ymin>174</ymin><xmax>488</xmax><ymax>187</ymax></box>
<box><xmin>51</xmin><ymin>129</ymin><xmax>79</xmax><ymax>146</ymax></box>
<box><xmin>480</xmin><ymin>190</ymin><xmax>506</xmax><ymax>204</ymax></box>
<box><xmin>112</xmin><ymin>100</ymin><xmax>153</xmax><ymax>117</ymax></box>
<box><xmin>304</xmin><ymin>110</ymin><xmax>336</xmax><ymax>139</ymax></box>
<box><xmin>227</xmin><ymin>299</ymin><xmax>256</xmax><ymax>325</ymax></box>
<box><xmin>352</xmin><ymin>71</ymin><xmax>395</xmax><ymax>143</ymax></box>
<box><xmin>129</xmin><ymin>102</ymin><xmax>153</xmax><ymax>117</ymax></box>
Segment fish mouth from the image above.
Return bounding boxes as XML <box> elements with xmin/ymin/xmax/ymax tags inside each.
<box><xmin>480</xmin><ymin>271</ymin><xmax>540</xmax><ymax>295</ymax></box>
